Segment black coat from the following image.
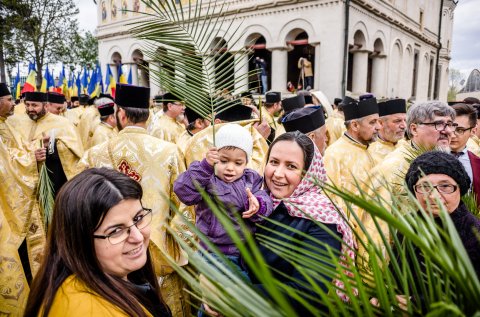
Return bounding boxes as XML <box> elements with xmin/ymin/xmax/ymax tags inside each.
<box><xmin>250</xmin><ymin>202</ymin><xmax>341</xmax><ymax>315</ymax></box>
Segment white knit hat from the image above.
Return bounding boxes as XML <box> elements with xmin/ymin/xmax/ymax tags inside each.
<box><xmin>215</xmin><ymin>123</ymin><xmax>253</xmax><ymax>161</ymax></box>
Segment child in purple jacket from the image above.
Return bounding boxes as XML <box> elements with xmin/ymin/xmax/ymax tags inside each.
<box><xmin>174</xmin><ymin>123</ymin><xmax>273</xmax><ymax>279</ymax></box>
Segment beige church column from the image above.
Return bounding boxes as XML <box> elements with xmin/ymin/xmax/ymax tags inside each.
<box><xmin>351</xmin><ymin>49</ymin><xmax>369</xmax><ymax>94</ymax></box>
<box><xmin>312</xmin><ymin>42</ymin><xmax>321</xmax><ymax>90</ymax></box>
<box><xmin>149</xmin><ymin>62</ymin><xmax>161</xmax><ymax>97</ymax></box>
<box><xmin>234</xmin><ymin>52</ymin><xmax>249</xmax><ymax>95</ymax></box>
<box><xmin>371</xmin><ymin>54</ymin><xmax>386</xmax><ymax>97</ymax></box>
<box><xmin>131</xmin><ymin>63</ymin><xmax>139</xmax><ymax>85</ymax></box>
<box><xmin>270</xmin><ymin>47</ymin><xmax>288</xmax><ymax>92</ymax></box>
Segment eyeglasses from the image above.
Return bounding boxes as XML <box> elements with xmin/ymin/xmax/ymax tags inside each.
<box><xmin>418</xmin><ymin>121</ymin><xmax>457</xmax><ymax>131</ymax></box>
<box><xmin>413</xmin><ymin>183</ymin><xmax>458</xmax><ymax>195</ymax></box>
<box><xmin>93</xmin><ymin>208</ymin><xmax>152</xmax><ymax>245</ymax></box>
<box><xmin>454</xmin><ymin>126</ymin><xmax>475</xmax><ymax>135</ymax></box>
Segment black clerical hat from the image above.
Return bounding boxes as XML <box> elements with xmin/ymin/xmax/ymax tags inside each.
<box><xmin>99</xmin><ymin>93</ymin><xmax>114</xmax><ymax>101</ymax></box>
<box><xmin>25</xmin><ymin>92</ymin><xmax>47</xmax><ymax>102</ymax></box>
<box><xmin>343</xmin><ymin>97</ymin><xmax>379</xmax><ymax>121</ymax></box>
<box><xmin>282</xmin><ymin>95</ymin><xmax>305</xmax><ymax>113</ymax></box>
<box><xmin>216</xmin><ymin>99</ymin><xmax>252</xmax><ymax>122</ymax></box>
<box><xmin>79</xmin><ymin>94</ymin><xmax>89</xmax><ymax>105</ymax></box>
<box><xmin>162</xmin><ymin>92</ymin><xmax>182</xmax><ymax>105</ymax></box>
<box><xmin>115</xmin><ymin>84</ymin><xmax>150</xmax><ymax>109</ymax></box>
<box><xmin>98</xmin><ymin>103</ymin><xmax>115</xmax><ymax>116</ymax></box>
<box><xmin>339</xmin><ymin>96</ymin><xmax>357</xmax><ymax>107</ymax></box>
<box><xmin>334</xmin><ymin>98</ymin><xmax>342</xmax><ymax>106</ymax></box>
<box><xmin>0</xmin><ymin>83</ymin><xmax>11</xmax><ymax>97</ymax></box>
<box><xmin>378</xmin><ymin>99</ymin><xmax>406</xmax><ymax>117</ymax></box>
<box><xmin>185</xmin><ymin>107</ymin><xmax>204</xmax><ymax>123</ymax></box>
<box><xmin>265</xmin><ymin>91</ymin><xmax>281</xmax><ymax>103</ymax></box>
<box><xmin>71</xmin><ymin>96</ymin><xmax>79</xmax><ymax>102</ymax></box>
<box><xmin>47</xmin><ymin>92</ymin><xmax>65</xmax><ymax>104</ymax></box>
<box><xmin>282</xmin><ymin>106</ymin><xmax>325</xmax><ymax>134</ymax></box>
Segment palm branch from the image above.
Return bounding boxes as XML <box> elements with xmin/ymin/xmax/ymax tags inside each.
<box><xmin>163</xmin><ymin>178</ymin><xmax>480</xmax><ymax>316</ymax></box>
<box><xmin>131</xmin><ymin>0</ymin><xmax>260</xmax><ymax>142</ymax></box>
<box><xmin>37</xmin><ymin>142</ymin><xmax>54</xmax><ymax>232</ymax></box>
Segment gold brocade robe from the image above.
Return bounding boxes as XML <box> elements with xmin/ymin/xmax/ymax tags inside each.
<box><xmin>150</xmin><ymin>115</ymin><xmax>186</xmax><ymax>144</ymax></box>
<box><xmin>79</xmin><ymin>127</ymin><xmax>194</xmax><ymax>316</ymax></box>
<box><xmin>146</xmin><ymin>107</ymin><xmax>163</xmax><ymax>130</ymax></box>
<box><xmin>76</xmin><ymin>106</ymin><xmax>100</xmax><ymax>150</ymax></box>
<box><xmin>90</xmin><ymin>122</ymin><xmax>118</xmax><ymax>148</ymax></box>
<box><xmin>368</xmin><ymin>138</ymin><xmax>397</xmax><ymax>164</ymax></box>
<box><xmin>0</xmin><ymin>142</ymin><xmax>46</xmax><ymax>316</ymax></box>
<box><xmin>183</xmin><ymin>120</ymin><xmax>269</xmax><ymax>175</ymax></box>
<box><xmin>325</xmin><ymin>116</ymin><xmax>346</xmax><ymax>147</ymax></box>
<box><xmin>176</xmin><ymin>130</ymin><xmax>192</xmax><ymax>154</ymax></box>
<box><xmin>323</xmin><ymin>134</ymin><xmax>375</xmax><ymax>224</ymax></box>
<box><xmin>16</xmin><ymin>112</ymin><xmax>84</xmax><ymax>180</ymax></box>
<box><xmin>0</xmin><ymin>116</ymin><xmax>24</xmax><ymax>148</ymax></box>
<box><xmin>13</xmin><ymin>102</ymin><xmax>25</xmax><ymax>116</ymax></box>
<box><xmin>357</xmin><ymin>141</ymin><xmax>416</xmax><ymax>272</ymax></box>
<box><xmin>261</xmin><ymin>107</ymin><xmax>286</xmax><ymax>140</ymax></box>
<box><xmin>467</xmin><ymin>136</ymin><xmax>480</xmax><ymax>156</ymax></box>
<box><xmin>64</xmin><ymin>106</ymin><xmax>86</xmax><ymax>127</ymax></box>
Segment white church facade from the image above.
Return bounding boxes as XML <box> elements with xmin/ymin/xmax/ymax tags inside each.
<box><xmin>95</xmin><ymin>0</ymin><xmax>457</xmax><ymax>102</ymax></box>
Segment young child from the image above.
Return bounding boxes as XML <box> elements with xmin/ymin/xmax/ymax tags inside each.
<box><xmin>174</xmin><ymin>123</ymin><xmax>273</xmax><ymax>277</ymax></box>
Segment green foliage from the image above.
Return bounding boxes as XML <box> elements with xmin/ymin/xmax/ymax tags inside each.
<box><xmin>38</xmin><ymin>163</ymin><xmax>54</xmax><ymax>232</ymax></box>
<box><xmin>131</xmin><ymin>0</ymin><xmax>260</xmax><ymax>138</ymax></box>
<box><xmin>163</xmin><ymin>179</ymin><xmax>480</xmax><ymax>316</ymax></box>
<box><xmin>69</xmin><ymin>31</ymin><xmax>99</xmax><ymax>67</ymax></box>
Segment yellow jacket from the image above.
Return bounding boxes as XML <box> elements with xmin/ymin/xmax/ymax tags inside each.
<box><xmin>150</xmin><ymin>115</ymin><xmax>185</xmax><ymax>144</ymax></box>
<box><xmin>368</xmin><ymin>138</ymin><xmax>397</xmax><ymax>164</ymax></box>
<box><xmin>46</xmin><ymin>275</ymin><xmax>153</xmax><ymax>316</ymax></box>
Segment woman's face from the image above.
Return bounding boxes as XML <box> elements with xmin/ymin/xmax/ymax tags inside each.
<box><xmin>94</xmin><ymin>199</ymin><xmax>151</xmax><ymax>280</ymax></box>
<box><xmin>414</xmin><ymin>174</ymin><xmax>461</xmax><ymax>215</ymax></box>
<box><xmin>265</xmin><ymin>140</ymin><xmax>305</xmax><ymax>199</ymax></box>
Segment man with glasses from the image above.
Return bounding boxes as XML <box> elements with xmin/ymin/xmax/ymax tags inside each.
<box><xmin>450</xmin><ymin>103</ymin><xmax>480</xmax><ymax>206</ymax></box>
<box><xmin>359</xmin><ymin>101</ymin><xmax>456</xmax><ymax>272</ymax></box>
<box><xmin>149</xmin><ymin>92</ymin><xmax>186</xmax><ymax>144</ymax></box>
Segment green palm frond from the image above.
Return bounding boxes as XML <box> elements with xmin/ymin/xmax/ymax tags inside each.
<box><xmin>163</xmin><ymin>174</ymin><xmax>480</xmax><ymax>316</ymax></box>
<box><xmin>38</xmin><ymin>163</ymin><xmax>54</xmax><ymax>232</ymax></box>
<box><xmin>132</xmin><ymin>0</ymin><xmax>259</xmax><ymax>127</ymax></box>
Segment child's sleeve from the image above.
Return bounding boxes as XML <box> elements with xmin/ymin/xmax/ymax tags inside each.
<box><xmin>173</xmin><ymin>159</ymin><xmax>214</xmax><ymax>205</ymax></box>
<box><xmin>247</xmin><ymin>170</ymin><xmax>273</xmax><ymax>222</ymax></box>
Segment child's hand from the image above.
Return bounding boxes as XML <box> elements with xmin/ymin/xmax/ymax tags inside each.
<box><xmin>206</xmin><ymin>147</ymin><xmax>219</xmax><ymax>166</ymax></box>
<box><xmin>243</xmin><ymin>188</ymin><xmax>259</xmax><ymax>218</ymax></box>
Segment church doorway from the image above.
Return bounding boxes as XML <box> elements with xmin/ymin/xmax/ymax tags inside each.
<box><xmin>287</xmin><ymin>31</ymin><xmax>315</xmax><ymax>90</ymax></box>
<box><xmin>247</xmin><ymin>35</ymin><xmax>271</xmax><ymax>94</ymax></box>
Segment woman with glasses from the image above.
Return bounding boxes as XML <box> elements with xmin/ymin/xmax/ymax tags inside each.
<box><xmin>394</xmin><ymin>151</ymin><xmax>480</xmax><ymax>310</ymax></box>
<box><xmin>24</xmin><ymin>168</ymin><xmax>171</xmax><ymax>317</ymax></box>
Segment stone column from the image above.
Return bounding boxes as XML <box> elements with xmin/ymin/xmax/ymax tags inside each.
<box><xmin>370</xmin><ymin>54</ymin><xmax>386</xmax><ymax>97</ymax></box>
<box><xmin>269</xmin><ymin>47</ymin><xmax>289</xmax><ymax>92</ymax></box>
<box><xmin>351</xmin><ymin>49</ymin><xmax>369</xmax><ymax>94</ymax></box>
<box><xmin>234</xmin><ymin>52</ymin><xmax>249</xmax><ymax>95</ymax></box>
<box><xmin>148</xmin><ymin>62</ymin><xmax>161</xmax><ymax>98</ymax></box>
<box><xmin>131</xmin><ymin>63</ymin><xmax>139</xmax><ymax>85</ymax></box>
<box><xmin>311</xmin><ymin>42</ymin><xmax>321</xmax><ymax>91</ymax></box>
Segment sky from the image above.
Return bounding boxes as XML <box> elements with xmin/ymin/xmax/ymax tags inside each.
<box><xmin>76</xmin><ymin>0</ymin><xmax>97</xmax><ymax>34</ymax></box>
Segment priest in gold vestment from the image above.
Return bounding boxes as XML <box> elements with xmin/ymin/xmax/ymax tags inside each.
<box><xmin>177</xmin><ymin>107</ymin><xmax>210</xmax><ymax>154</ymax></box>
<box><xmin>325</xmin><ymin>97</ymin><xmax>348</xmax><ymax>146</ymax></box>
<box><xmin>368</xmin><ymin>99</ymin><xmax>407</xmax><ymax>164</ymax></box>
<box><xmin>0</xmin><ymin>139</ymin><xmax>47</xmax><ymax>316</ymax></box>
<box><xmin>149</xmin><ymin>92</ymin><xmax>186</xmax><ymax>144</ymax></box>
<box><xmin>363</xmin><ymin>101</ymin><xmax>456</xmax><ymax>272</ymax></box>
<box><xmin>79</xmin><ymin>84</ymin><xmax>193</xmax><ymax>317</ymax></box>
<box><xmin>18</xmin><ymin>92</ymin><xmax>84</xmax><ymax>195</ymax></box>
<box><xmin>64</xmin><ymin>94</ymin><xmax>89</xmax><ymax>127</ymax></box>
<box><xmin>263</xmin><ymin>91</ymin><xmax>286</xmax><ymax>144</ymax></box>
<box><xmin>0</xmin><ymin>83</ymin><xmax>24</xmax><ymax>148</ymax></box>
<box><xmin>90</xmin><ymin>101</ymin><xmax>118</xmax><ymax>148</ymax></box>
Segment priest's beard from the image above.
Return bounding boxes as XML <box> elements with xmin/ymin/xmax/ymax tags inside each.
<box><xmin>28</xmin><ymin>106</ymin><xmax>47</xmax><ymax>121</ymax></box>
<box><xmin>115</xmin><ymin>111</ymin><xmax>124</xmax><ymax>131</ymax></box>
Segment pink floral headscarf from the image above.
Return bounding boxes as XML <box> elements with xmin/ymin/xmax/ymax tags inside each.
<box><xmin>270</xmin><ymin>142</ymin><xmax>357</xmax><ymax>300</ymax></box>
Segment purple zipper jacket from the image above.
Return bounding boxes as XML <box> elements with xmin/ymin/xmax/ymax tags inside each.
<box><xmin>173</xmin><ymin>159</ymin><xmax>273</xmax><ymax>256</ymax></box>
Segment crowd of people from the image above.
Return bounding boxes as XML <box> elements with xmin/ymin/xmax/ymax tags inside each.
<box><xmin>1</xmin><ymin>79</ymin><xmax>480</xmax><ymax>316</ymax></box>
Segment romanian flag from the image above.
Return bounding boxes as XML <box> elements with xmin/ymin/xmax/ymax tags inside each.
<box><xmin>81</xmin><ymin>66</ymin><xmax>89</xmax><ymax>93</ymax></box>
<box><xmin>105</xmin><ymin>64</ymin><xmax>117</xmax><ymax>97</ymax></box>
<box><xmin>40</xmin><ymin>65</ymin><xmax>49</xmax><ymax>92</ymax></box>
<box><xmin>21</xmin><ymin>61</ymin><xmax>37</xmax><ymax>93</ymax></box>
<box><xmin>127</xmin><ymin>65</ymin><xmax>133</xmax><ymax>85</ymax></box>
<box><xmin>75</xmin><ymin>75</ymin><xmax>82</xmax><ymax>96</ymax></box>
<box><xmin>117</xmin><ymin>63</ymin><xmax>127</xmax><ymax>84</ymax></box>
<box><xmin>97</xmin><ymin>64</ymin><xmax>104</xmax><ymax>97</ymax></box>
<box><xmin>57</xmin><ymin>65</ymin><xmax>68</xmax><ymax>97</ymax></box>
<box><xmin>12</xmin><ymin>65</ymin><xmax>21</xmax><ymax>100</ymax></box>
<box><xmin>87</xmin><ymin>65</ymin><xmax>100</xmax><ymax>98</ymax></box>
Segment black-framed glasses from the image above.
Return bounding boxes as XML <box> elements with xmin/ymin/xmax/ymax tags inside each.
<box><xmin>454</xmin><ymin>126</ymin><xmax>475</xmax><ymax>135</ymax></box>
<box><xmin>93</xmin><ymin>208</ymin><xmax>152</xmax><ymax>245</ymax></box>
<box><xmin>418</xmin><ymin>121</ymin><xmax>457</xmax><ymax>131</ymax></box>
<box><xmin>413</xmin><ymin>183</ymin><xmax>458</xmax><ymax>195</ymax></box>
